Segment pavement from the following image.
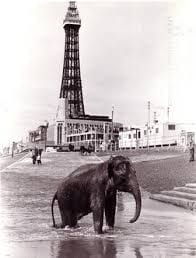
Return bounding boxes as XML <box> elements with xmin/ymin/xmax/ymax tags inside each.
<box><xmin>0</xmin><ymin>151</ymin><xmax>196</xmax><ymax>257</ymax></box>
<box><xmin>0</xmin><ymin>152</ymin><xmax>28</xmax><ymax>171</ymax></box>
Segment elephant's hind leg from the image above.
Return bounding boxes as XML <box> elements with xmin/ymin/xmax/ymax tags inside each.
<box><xmin>58</xmin><ymin>200</ymin><xmax>77</xmax><ymax>228</ymax></box>
<box><xmin>58</xmin><ymin>201</ymin><xmax>69</xmax><ymax>228</ymax></box>
<box><xmin>59</xmin><ymin>210</ymin><xmax>77</xmax><ymax>228</ymax></box>
<box><xmin>59</xmin><ymin>210</ymin><xmax>69</xmax><ymax>228</ymax></box>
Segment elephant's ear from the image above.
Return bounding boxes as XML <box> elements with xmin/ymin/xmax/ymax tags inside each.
<box><xmin>108</xmin><ymin>156</ymin><xmax>114</xmax><ymax>178</ymax></box>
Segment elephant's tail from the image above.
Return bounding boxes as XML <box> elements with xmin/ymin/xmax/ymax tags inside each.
<box><xmin>51</xmin><ymin>192</ymin><xmax>57</xmax><ymax>228</ymax></box>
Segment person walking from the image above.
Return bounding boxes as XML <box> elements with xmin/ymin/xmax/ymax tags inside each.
<box><xmin>31</xmin><ymin>148</ymin><xmax>36</xmax><ymax>164</ymax></box>
<box><xmin>37</xmin><ymin>154</ymin><xmax>41</xmax><ymax>165</ymax></box>
<box><xmin>31</xmin><ymin>146</ymin><xmax>39</xmax><ymax>165</ymax></box>
<box><xmin>189</xmin><ymin>139</ymin><xmax>195</xmax><ymax>162</ymax></box>
<box><xmin>37</xmin><ymin>148</ymin><xmax>43</xmax><ymax>165</ymax></box>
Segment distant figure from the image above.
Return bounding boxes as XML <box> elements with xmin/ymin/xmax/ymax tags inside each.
<box><xmin>31</xmin><ymin>147</ymin><xmax>38</xmax><ymax>165</ymax></box>
<box><xmin>37</xmin><ymin>155</ymin><xmax>41</xmax><ymax>165</ymax></box>
<box><xmin>189</xmin><ymin>139</ymin><xmax>195</xmax><ymax>162</ymax></box>
<box><xmin>88</xmin><ymin>143</ymin><xmax>94</xmax><ymax>153</ymax></box>
<box><xmin>80</xmin><ymin>145</ymin><xmax>84</xmax><ymax>155</ymax></box>
<box><xmin>11</xmin><ymin>141</ymin><xmax>15</xmax><ymax>158</ymax></box>
<box><xmin>69</xmin><ymin>144</ymin><xmax>74</xmax><ymax>152</ymax></box>
<box><xmin>80</xmin><ymin>144</ymin><xmax>93</xmax><ymax>156</ymax></box>
<box><xmin>37</xmin><ymin>148</ymin><xmax>43</xmax><ymax>165</ymax></box>
<box><xmin>38</xmin><ymin>148</ymin><xmax>43</xmax><ymax>157</ymax></box>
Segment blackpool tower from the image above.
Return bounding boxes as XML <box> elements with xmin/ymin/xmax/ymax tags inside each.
<box><xmin>54</xmin><ymin>1</ymin><xmax>118</xmax><ymax>147</ymax></box>
<box><xmin>59</xmin><ymin>1</ymin><xmax>85</xmax><ymax>118</ymax></box>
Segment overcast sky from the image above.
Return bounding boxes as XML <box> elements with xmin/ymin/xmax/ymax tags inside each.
<box><xmin>0</xmin><ymin>0</ymin><xmax>196</xmax><ymax>147</ymax></box>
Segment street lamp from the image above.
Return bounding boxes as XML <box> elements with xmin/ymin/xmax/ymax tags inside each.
<box><xmin>12</xmin><ymin>141</ymin><xmax>15</xmax><ymax>158</ymax></box>
<box><xmin>111</xmin><ymin>106</ymin><xmax>114</xmax><ymax>150</ymax></box>
<box><xmin>44</xmin><ymin>120</ymin><xmax>49</xmax><ymax>151</ymax></box>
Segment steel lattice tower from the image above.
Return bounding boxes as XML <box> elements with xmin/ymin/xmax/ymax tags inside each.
<box><xmin>60</xmin><ymin>1</ymin><xmax>85</xmax><ymax>118</ymax></box>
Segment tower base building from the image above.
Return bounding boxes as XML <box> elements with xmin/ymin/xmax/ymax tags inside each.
<box><xmin>54</xmin><ymin>98</ymin><xmax>121</xmax><ymax>151</ymax></box>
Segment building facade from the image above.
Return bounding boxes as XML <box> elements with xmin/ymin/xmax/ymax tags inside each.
<box><xmin>55</xmin><ymin>98</ymin><xmax>121</xmax><ymax>151</ymax></box>
<box><xmin>119</xmin><ymin>122</ymin><xmax>196</xmax><ymax>150</ymax></box>
<box><xmin>28</xmin><ymin>125</ymin><xmax>48</xmax><ymax>149</ymax></box>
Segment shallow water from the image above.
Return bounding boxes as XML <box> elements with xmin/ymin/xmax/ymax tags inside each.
<box><xmin>1</xmin><ymin>153</ymin><xmax>196</xmax><ymax>257</ymax></box>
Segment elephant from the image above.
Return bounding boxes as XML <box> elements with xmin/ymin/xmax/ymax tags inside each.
<box><xmin>51</xmin><ymin>155</ymin><xmax>141</xmax><ymax>234</ymax></box>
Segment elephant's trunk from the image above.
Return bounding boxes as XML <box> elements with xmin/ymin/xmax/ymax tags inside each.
<box><xmin>129</xmin><ymin>186</ymin><xmax>141</xmax><ymax>223</ymax></box>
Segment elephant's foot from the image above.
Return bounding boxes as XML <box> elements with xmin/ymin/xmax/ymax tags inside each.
<box><xmin>103</xmin><ymin>225</ymin><xmax>114</xmax><ymax>233</ymax></box>
<box><xmin>95</xmin><ymin>229</ymin><xmax>103</xmax><ymax>234</ymax></box>
<box><xmin>94</xmin><ymin>222</ymin><xmax>103</xmax><ymax>234</ymax></box>
<box><xmin>53</xmin><ymin>223</ymin><xmax>66</xmax><ymax>229</ymax></box>
<box><xmin>68</xmin><ymin>224</ymin><xmax>80</xmax><ymax>229</ymax></box>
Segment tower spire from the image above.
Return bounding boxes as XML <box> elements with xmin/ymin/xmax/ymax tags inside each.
<box><xmin>63</xmin><ymin>1</ymin><xmax>81</xmax><ymax>27</ymax></box>
<box><xmin>60</xmin><ymin>1</ymin><xmax>85</xmax><ymax>118</ymax></box>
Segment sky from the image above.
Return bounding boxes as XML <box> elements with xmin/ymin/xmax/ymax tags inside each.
<box><xmin>0</xmin><ymin>0</ymin><xmax>196</xmax><ymax>147</ymax></box>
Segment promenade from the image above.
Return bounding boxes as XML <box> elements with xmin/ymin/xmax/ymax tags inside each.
<box><xmin>0</xmin><ymin>151</ymin><xmax>196</xmax><ymax>257</ymax></box>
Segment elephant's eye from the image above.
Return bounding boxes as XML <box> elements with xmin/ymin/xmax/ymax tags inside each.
<box><xmin>117</xmin><ymin>163</ymin><xmax>126</xmax><ymax>170</ymax></box>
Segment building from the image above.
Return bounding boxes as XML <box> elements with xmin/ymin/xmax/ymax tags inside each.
<box><xmin>53</xmin><ymin>1</ymin><xmax>122</xmax><ymax>151</ymax></box>
<box><xmin>55</xmin><ymin>98</ymin><xmax>121</xmax><ymax>151</ymax></box>
<box><xmin>119</xmin><ymin>127</ymin><xmax>141</xmax><ymax>149</ymax></box>
<box><xmin>119</xmin><ymin>122</ymin><xmax>195</xmax><ymax>150</ymax></box>
<box><xmin>28</xmin><ymin>125</ymin><xmax>48</xmax><ymax>149</ymax></box>
<box><xmin>2</xmin><ymin>140</ymin><xmax>27</xmax><ymax>156</ymax></box>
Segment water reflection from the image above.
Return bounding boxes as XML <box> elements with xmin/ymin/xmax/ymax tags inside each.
<box><xmin>134</xmin><ymin>247</ymin><xmax>143</xmax><ymax>258</ymax></box>
<box><xmin>56</xmin><ymin>239</ymin><xmax>117</xmax><ymax>258</ymax></box>
<box><xmin>55</xmin><ymin>238</ymin><xmax>145</xmax><ymax>258</ymax></box>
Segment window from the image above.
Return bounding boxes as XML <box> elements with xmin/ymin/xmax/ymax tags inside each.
<box><xmin>144</xmin><ymin>130</ymin><xmax>147</xmax><ymax>135</ymax></box>
<box><xmin>156</xmin><ymin>128</ymin><xmax>159</xmax><ymax>134</ymax></box>
<box><xmin>168</xmin><ymin>124</ymin><xmax>175</xmax><ymax>130</ymax></box>
<box><xmin>133</xmin><ymin>134</ymin><xmax>136</xmax><ymax>138</ymax></box>
<box><xmin>138</xmin><ymin>131</ymin><xmax>141</xmax><ymax>138</ymax></box>
<box><xmin>128</xmin><ymin>134</ymin><xmax>131</xmax><ymax>139</ymax></box>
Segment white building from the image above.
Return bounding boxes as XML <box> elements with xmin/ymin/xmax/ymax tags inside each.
<box><xmin>119</xmin><ymin>122</ymin><xmax>195</xmax><ymax>150</ymax></box>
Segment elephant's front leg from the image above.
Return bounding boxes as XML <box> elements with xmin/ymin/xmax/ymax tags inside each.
<box><xmin>105</xmin><ymin>189</ymin><xmax>117</xmax><ymax>229</ymax></box>
<box><xmin>91</xmin><ymin>193</ymin><xmax>104</xmax><ymax>234</ymax></box>
<box><xmin>92</xmin><ymin>208</ymin><xmax>104</xmax><ymax>234</ymax></box>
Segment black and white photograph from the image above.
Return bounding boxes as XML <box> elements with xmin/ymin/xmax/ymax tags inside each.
<box><xmin>0</xmin><ymin>0</ymin><xmax>196</xmax><ymax>257</ymax></box>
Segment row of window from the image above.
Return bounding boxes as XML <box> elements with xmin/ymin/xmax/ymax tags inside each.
<box><xmin>67</xmin><ymin>133</ymin><xmax>104</xmax><ymax>143</ymax></box>
<box><xmin>143</xmin><ymin>128</ymin><xmax>159</xmax><ymax>135</ymax></box>
<box><xmin>120</xmin><ymin>125</ymin><xmax>176</xmax><ymax>140</ymax></box>
<box><xmin>67</xmin><ymin>123</ymin><xmax>105</xmax><ymax>129</ymax></box>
